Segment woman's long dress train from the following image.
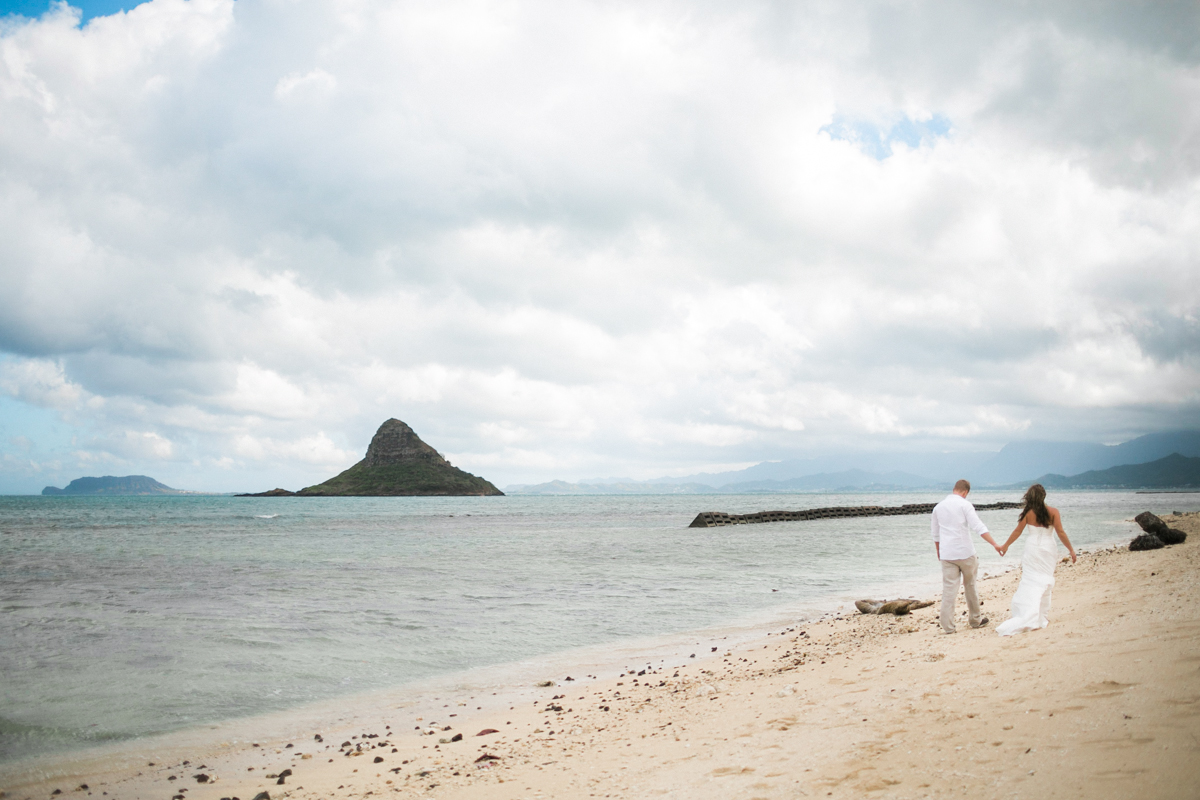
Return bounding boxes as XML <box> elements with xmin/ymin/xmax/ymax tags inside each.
<box><xmin>997</xmin><ymin>525</ymin><xmax>1059</xmax><ymax>636</ymax></box>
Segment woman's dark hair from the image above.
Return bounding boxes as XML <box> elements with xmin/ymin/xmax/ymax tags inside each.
<box><xmin>1020</xmin><ymin>483</ymin><xmax>1052</xmax><ymax>527</ymax></box>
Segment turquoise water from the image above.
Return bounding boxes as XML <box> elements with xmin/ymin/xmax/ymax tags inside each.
<box><xmin>0</xmin><ymin>490</ymin><xmax>1191</xmax><ymax>763</ymax></box>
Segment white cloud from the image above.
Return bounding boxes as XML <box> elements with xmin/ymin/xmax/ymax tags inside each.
<box><xmin>0</xmin><ymin>0</ymin><xmax>1197</xmax><ymax>491</ymax></box>
<box><xmin>274</xmin><ymin>68</ymin><xmax>336</xmax><ymax>102</ymax></box>
<box><xmin>0</xmin><ymin>358</ymin><xmax>88</xmax><ymax>411</ymax></box>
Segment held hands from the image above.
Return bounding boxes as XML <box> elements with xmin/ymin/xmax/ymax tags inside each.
<box><xmin>996</xmin><ymin>543</ymin><xmax>1008</xmax><ymax>557</ymax></box>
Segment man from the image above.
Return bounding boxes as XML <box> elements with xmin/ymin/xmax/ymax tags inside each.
<box><xmin>931</xmin><ymin>479</ymin><xmax>1001</xmax><ymax>633</ymax></box>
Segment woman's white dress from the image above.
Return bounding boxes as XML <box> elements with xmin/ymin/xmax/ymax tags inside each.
<box><xmin>997</xmin><ymin>525</ymin><xmax>1059</xmax><ymax>636</ymax></box>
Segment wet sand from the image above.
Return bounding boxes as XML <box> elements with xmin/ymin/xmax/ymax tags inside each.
<box><xmin>3</xmin><ymin>511</ymin><xmax>1199</xmax><ymax>800</ymax></box>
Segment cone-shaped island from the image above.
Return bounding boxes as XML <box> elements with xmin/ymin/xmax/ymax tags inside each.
<box><xmin>240</xmin><ymin>419</ymin><xmax>503</xmax><ymax>496</ymax></box>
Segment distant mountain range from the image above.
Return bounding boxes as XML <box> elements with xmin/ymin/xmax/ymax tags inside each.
<box><xmin>42</xmin><ymin>475</ymin><xmax>184</xmax><ymax>496</ymax></box>
<box><xmin>506</xmin><ymin>469</ymin><xmax>937</xmax><ymax>495</ymax></box>
<box><xmin>1023</xmin><ymin>453</ymin><xmax>1200</xmax><ymax>490</ymax></box>
<box><xmin>506</xmin><ymin>430</ymin><xmax>1200</xmax><ymax>494</ymax></box>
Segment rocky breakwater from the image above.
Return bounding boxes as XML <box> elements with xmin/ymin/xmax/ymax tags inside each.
<box><xmin>689</xmin><ymin>501</ymin><xmax>1021</xmax><ymax>528</ymax></box>
<box><xmin>238</xmin><ymin>419</ymin><xmax>503</xmax><ymax>497</ymax></box>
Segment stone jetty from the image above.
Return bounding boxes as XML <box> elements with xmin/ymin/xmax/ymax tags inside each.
<box><xmin>688</xmin><ymin>501</ymin><xmax>1022</xmax><ymax>528</ymax></box>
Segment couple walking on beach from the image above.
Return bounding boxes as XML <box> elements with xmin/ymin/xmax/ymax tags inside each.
<box><xmin>932</xmin><ymin>479</ymin><xmax>1076</xmax><ymax>636</ymax></box>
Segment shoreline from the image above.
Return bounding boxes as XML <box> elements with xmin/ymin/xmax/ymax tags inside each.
<box><xmin>1</xmin><ymin>524</ymin><xmax>1127</xmax><ymax>776</ymax></box>
<box><xmin>0</xmin><ymin>560</ymin><xmax>982</xmax><ymax>777</ymax></box>
<box><xmin>4</xmin><ymin>514</ymin><xmax>1196</xmax><ymax>799</ymax></box>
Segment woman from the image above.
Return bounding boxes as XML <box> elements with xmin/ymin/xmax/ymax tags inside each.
<box><xmin>995</xmin><ymin>484</ymin><xmax>1076</xmax><ymax>636</ymax></box>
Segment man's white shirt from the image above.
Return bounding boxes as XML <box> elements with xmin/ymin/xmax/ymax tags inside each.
<box><xmin>931</xmin><ymin>493</ymin><xmax>990</xmax><ymax>561</ymax></box>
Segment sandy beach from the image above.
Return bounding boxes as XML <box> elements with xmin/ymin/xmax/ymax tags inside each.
<box><xmin>3</xmin><ymin>510</ymin><xmax>1198</xmax><ymax>800</ymax></box>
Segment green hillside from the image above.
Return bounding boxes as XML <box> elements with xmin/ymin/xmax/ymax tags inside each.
<box><xmin>299</xmin><ymin>459</ymin><xmax>502</xmax><ymax>496</ymax></box>
<box><xmin>1025</xmin><ymin>453</ymin><xmax>1200</xmax><ymax>489</ymax></box>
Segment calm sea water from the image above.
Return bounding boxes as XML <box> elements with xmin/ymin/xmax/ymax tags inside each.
<box><xmin>1</xmin><ymin>490</ymin><xmax>1193</xmax><ymax>764</ymax></box>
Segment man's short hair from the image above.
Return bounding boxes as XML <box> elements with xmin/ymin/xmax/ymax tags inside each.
<box><xmin>954</xmin><ymin>479</ymin><xmax>971</xmax><ymax>493</ymax></box>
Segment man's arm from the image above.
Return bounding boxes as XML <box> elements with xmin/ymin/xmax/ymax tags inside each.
<box><xmin>931</xmin><ymin>511</ymin><xmax>941</xmax><ymax>559</ymax></box>
<box><xmin>965</xmin><ymin>503</ymin><xmax>1002</xmax><ymax>554</ymax></box>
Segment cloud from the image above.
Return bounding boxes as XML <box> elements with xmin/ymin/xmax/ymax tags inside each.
<box><xmin>0</xmin><ymin>358</ymin><xmax>89</xmax><ymax>411</ymax></box>
<box><xmin>86</xmin><ymin>429</ymin><xmax>175</xmax><ymax>460</ymax></box>
<box><xmin>0</xmin><ymin>0</ymin><xmax>1197</xmax><ymax>491</ymax></box>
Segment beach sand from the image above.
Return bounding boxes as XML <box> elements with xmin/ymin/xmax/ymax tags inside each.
<box><xmin>4</xmin><ymin>511</ymin><xmax>1199</xmax><ymax>800</ymax></box>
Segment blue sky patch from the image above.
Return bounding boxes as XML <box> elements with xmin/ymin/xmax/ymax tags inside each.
<box><xmin>821</xmin><ymin>113</ymin><xmax>951</xmax><ymax>159</ymax></box>
<box><xmin>1</xmin><ymin>0</ymin><xmax>152</xmax><ymax>24</ymax></box>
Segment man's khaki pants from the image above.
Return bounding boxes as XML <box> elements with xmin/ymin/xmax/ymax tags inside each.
<box><xmin>940</xmin><ymin>555</ymin><xmax>982</xmax><ymax>633</ymax></box>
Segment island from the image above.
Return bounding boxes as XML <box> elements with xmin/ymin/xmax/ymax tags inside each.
<box><xmin>238</xmin><ymin>418</ymin><xmax>504</xmax><ymax>497</ymax></box>
<box><xmin>42</xmin><ymin>475</ymin><xmax>183</xmax><ymax>496</ymax></box>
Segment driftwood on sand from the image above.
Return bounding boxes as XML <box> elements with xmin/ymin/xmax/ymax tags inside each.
<box><xmin>854</xmin><ymin>599</ymin><xmax>934</xmax><ymax>616</ymax></box>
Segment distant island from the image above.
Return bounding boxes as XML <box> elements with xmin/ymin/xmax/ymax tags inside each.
<box><xmin>42</xmin><ymin>475</ymin><xmax>184</xmax><ymax>496</ymax></box>
<box><xmin>1019</xmin><ymin>453</ymin><xmax>1200</xmax><ymax>490</ymax></box>
<box><xmin>239</xmin><ymin>418</ymin><xmax>503</xmax><ymax>497</ymax></box>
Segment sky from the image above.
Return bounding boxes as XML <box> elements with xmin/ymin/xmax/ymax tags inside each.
<box><xmin>1</xmin><ymin>0</ymin><xmax>1198</xmax><ymax>494</ymax></box>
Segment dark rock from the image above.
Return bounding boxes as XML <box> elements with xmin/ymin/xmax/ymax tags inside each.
<box><xmin>450</xmin><ymin>734</ymin><xmax>462</xmax><ymax>742</ymax></box>
<box><xmin>373</xmin><ymin>756</ymin><xmax>383</xmax><ymax>763</ymax></box>
<box><xmin>476</xmin><ymin>729</ymin><xmax>499</xmax><ymax>736</ymax></box>
<box><xmin>278</xmin><ymin>770</ymin><xmax>291</xmax><ymax>778</ymax></box>
<box><xmin>1130</xmin><ymin>533</ymin><xmax>1165</xmax><ymax>551</ymax></box>
<box><xmin>1134</xmin><ymin>511</ymin><xmax>1170</xmax><ymax>536</ymax></box>
<box><xmin>1160</xmin><ymin>527</ymin><xmax>1188</xmax><ymax>545</ymax></box>
<box><xmin>252</xmin><ymin>793</ymin><xmax>270</xmax><ymax>800</ymax></box>
<box><xmin>193</xmin><ymin>775</ymin><xmax>209</xmax><ymax>784</ymax></box>
<box><xmin>474</xmin><ymin>754</ymin><xmax>500</xmax><ymax>763</ymax></box>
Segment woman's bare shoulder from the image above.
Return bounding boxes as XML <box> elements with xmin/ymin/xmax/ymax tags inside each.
<box><xmin>1048</xmin><ymin>505</ymin><xmax>1061</xmax><ymax>518</ymax></box>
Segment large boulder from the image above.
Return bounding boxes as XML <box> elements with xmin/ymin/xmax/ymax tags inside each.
<box><xmin>1133</xmin><ymin>511</ymin><xmax>1187</xmax><ymax>545</ymax></box>
<box><xmin>1160</xmin><ymin>527</ymin><xmax>1188</xmax><ymax>545</ymax></box>
<box><xmin>1134</xmin><ymin>511</ymin><xmax>1169</xmax><ymax>536</ymax></box>
<box><xmin>1129</xmin><ymin>533</ymin><xmax>1165</xmax><ymax>551</ymax></box>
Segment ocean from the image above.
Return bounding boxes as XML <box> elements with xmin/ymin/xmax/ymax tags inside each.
<box><xmin>1</xmin><ymin>490</ymin><xmax>1193</xmax><ymax>766</ymax></box>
